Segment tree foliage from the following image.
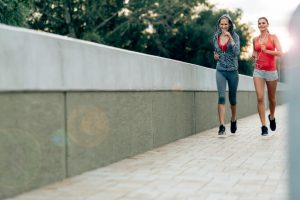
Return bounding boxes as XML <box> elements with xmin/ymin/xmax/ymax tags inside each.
<box><xmin>0</xmin><ymin>0</ymin><xmax>33</xmax><ymax>26</ymax></box>
<box><xmin>27</xmin><ymin>0</ymin><xmax>125</xmax><ymax>42</ymax></box>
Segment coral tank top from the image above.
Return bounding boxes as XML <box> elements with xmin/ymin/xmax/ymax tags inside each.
<box><xmin>254</xmin><ymin>34</ymin><xmax>276</xmax><ymax>71</ymax></box>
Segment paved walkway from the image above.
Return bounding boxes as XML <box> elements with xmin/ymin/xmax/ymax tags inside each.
<box><xmin>7</xmin><ymin>105</ymin><xmax>288</xmax><ymax>200</ymax></box>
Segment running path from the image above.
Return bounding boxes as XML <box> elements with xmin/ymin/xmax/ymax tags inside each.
<box><xmin>7</xmin><ymin>105</ymin><xmax>288</xmax><ymax>200</ymax></box>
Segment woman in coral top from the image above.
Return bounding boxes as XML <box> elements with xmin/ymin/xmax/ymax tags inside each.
<box><xmin>252</xmin><ymin>17</ymin><xmax>282</xmax><ymax>136</ymax></box>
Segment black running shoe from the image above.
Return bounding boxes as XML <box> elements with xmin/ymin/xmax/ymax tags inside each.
<box><xmin>230</xmin><ymin>120</ymin><xmax>237</xmax><ymax>133</ymax></box>
<box><xmin>218</xmin><ymin>125</ymin><xmax>226</xmax><ymax>136</ymax></box>
<box><xmin>261</xmin><ymin>126</ymin><xmax>268</xmax><ymax>136</ymax></box>
<box><xmin>268</xmin><ymin>114</ymin><xmax>276</xmax><ymax>131</ymax></box>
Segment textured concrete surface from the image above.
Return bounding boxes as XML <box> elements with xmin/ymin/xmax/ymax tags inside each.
<box><xmin>0</xmin><ymin>93</ymin><xmax>66</xmax><ymax>199</ymax></box>
<box><xmin>7</xmin><ymin>105</ymin><xmax>288</xmax><ymax>200</ymax></box>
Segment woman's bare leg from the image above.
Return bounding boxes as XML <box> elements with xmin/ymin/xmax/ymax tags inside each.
<box><xmin>254</xmin><ymin>77</ymin><xmax>266</xmax><ymax>126</ymax></box>
<box><xmin>266</xmin><ymin>80</ymin><xmax>277</xmax><ymax>119</ymax></box>
<box><xmin>218</xmin><ymin>104</ymin><xmax>225</xmax><ymax>125</ymax></box>
<box><xmin>231</xmin><ymin>105</ymin><xmax>237</xmax><ymax>121</ymax></box>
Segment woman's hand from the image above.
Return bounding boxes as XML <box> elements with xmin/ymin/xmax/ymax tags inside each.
<box><xmin>214</xmin><ymin>51</ymin><xmax>220</xmax><ymax>60</ymax></box>
<box><xmin>251</xmin><ymin>52</ymin><xmax>257</xmax><ymax>61</ymax></box>
<box><xmin>222</xmin><ymin>30</ymin><xmax>235</xmax><ymax>45</ymax></box>
<box><xmin>261</xmin><ymin>45</ymin><xmax>266</xmax><ymax>52</ymax></box>
<box><xmin>222</xmin><ymin>30</ymin><xmax>231</xmax><ymax>38</ymax></box>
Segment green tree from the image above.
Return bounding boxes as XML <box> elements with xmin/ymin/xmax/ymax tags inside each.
<box><xmin>28</xmin><ymin>0</ymin><xmax>125</xmax><ymax>42</ymax></box>
<box><xmin>111</xmin><ymin>0</ymin><xmax>211</xmax><ymax>56</ymax></box>
<box><xmin>0</xmin><ymin>0</ymin><xmax>33</xmax><ymax>27</ymax></box>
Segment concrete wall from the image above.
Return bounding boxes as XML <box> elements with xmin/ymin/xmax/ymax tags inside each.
<box><xmin>0</xmin><ymin>24</ymin><xmax>262</xmax><ymax>92</ymax></box>
<box><xmin>0</xmin><ymin>24</ymin><xmax>285</xmax><ymax>199</ymax></box>
<box><xmin>0</xmin><ymin>93</ymin><xmax>66</xmax><ymax>199</ymax></box>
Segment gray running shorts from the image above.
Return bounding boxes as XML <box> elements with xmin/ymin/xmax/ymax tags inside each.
<box><xmin>253</xmin><ymin>69</ymin><xmax>278</xmax><ymax>81</ymax></box>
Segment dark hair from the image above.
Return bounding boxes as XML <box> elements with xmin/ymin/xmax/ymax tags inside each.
<box><xmin>258</xmin><ymin>17</ymin><xmax>269</xmax><ymax>25</ymax></box>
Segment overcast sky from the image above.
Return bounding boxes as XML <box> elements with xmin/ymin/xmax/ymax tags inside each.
<box><xmin>210</xmin><ymin>0</ymin><xmax>300</xmax><ymax>52</ymax></box>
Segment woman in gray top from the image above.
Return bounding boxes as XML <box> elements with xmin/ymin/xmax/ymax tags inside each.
<box><xmin>212</xmin><ymin>14</ymin><xmax>240</xmax><ymax>136</ymax></box>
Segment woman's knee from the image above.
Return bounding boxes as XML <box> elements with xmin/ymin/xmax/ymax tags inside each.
<box><xmin>218</xmin><ymin>96</ymin><xmax>226</xmax><ymax>104</ymax></box>
<box><xmin>229</xmin><ymin>98</ymin><xmax>237</xmax><ymax>105</ymax></box>
<box><xmin>229</xmin><ymin>93</ymin><xmax>237</xmax><ymax>105</ymax></box>
<box><xmin>257</xmin><ymin>96</ymin><xmax>264</xmax><ymax>104</ymax></box>
<box><xmin>269</xmin><ymin>97</ymin><xmax>276</xmax><ymax>105</ymax></box>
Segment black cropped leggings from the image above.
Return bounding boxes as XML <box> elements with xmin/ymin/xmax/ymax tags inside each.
<box><xmin>216</xmin><ymin>70</ymin><xmax>239</xmax><ymax>105</ymax></box>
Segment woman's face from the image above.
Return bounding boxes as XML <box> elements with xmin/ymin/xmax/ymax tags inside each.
<box><xmin>258</xmin><ymin>19</ymin><xmax>269</xmax><ymax>32</ymax></box>
<box><xmin>219</xmin><ymin>18</ymin><xmax>230</xmax><ymax>32</ymax></box>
